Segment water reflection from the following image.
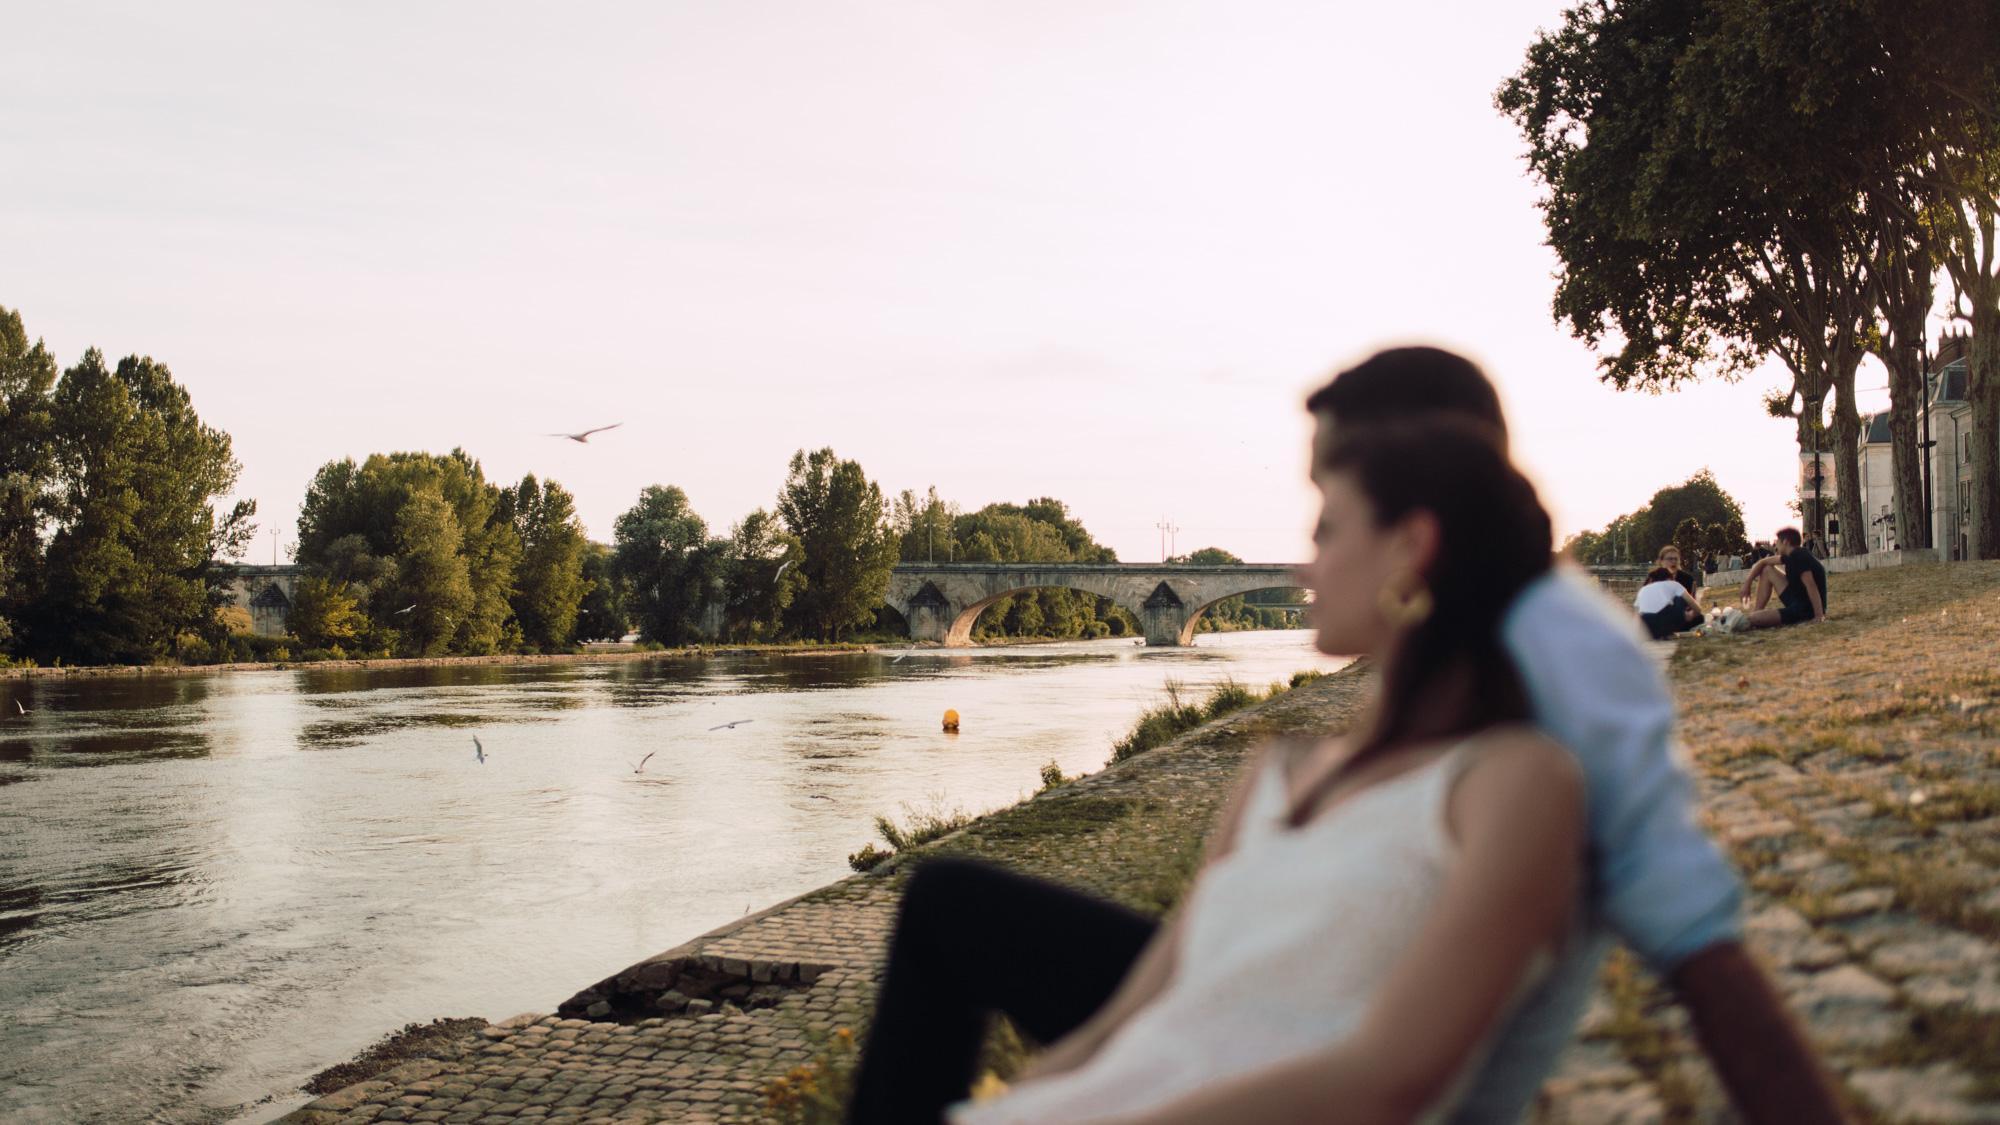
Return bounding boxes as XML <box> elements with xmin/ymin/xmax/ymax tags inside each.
<box><xmin>0</xmin><ymin>633</ymin><xmax>1345</xmax><ymax>1123</ymax></box>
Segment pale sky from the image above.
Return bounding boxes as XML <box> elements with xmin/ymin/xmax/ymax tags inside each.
<box><xmin>2</xmin><ymin>2</ymin><xmax>1881</xmax><ymax>565</ymax></box>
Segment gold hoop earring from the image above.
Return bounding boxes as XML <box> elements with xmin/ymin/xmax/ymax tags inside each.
<box><xmin>1377</xmin><ymin>570</ymin><xmax>1434</xmax><ymax>628</ymax></box>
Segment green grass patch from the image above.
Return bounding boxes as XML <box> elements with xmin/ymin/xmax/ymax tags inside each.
<box><xmin>1110</xmin><ymin>677</ymin><xmax>1277</xmax><ymax>763</ymax></box>
<box><xmin>847</xmin><ymin>797</ymin><xmax>976</xmax><ymax>871</ymax></box>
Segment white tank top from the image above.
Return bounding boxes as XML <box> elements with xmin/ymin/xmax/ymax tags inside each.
<box><xmin>951</xmin><ymin>740</ymin><xmax>1546</xmax><ymax>1124</ymax></box>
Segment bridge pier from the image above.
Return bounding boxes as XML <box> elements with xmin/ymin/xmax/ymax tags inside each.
<box><xmin>1139</xmin><ymin>580</ymin><xmax>1191</xmax><ymax>646</ymax></box>
<box><xmin>903</xmin><ymin>582</ymin><xmax>953</xmax><ymax>644</ymax></box>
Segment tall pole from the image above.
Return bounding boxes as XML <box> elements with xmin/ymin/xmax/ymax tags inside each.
<box><xmin>1157</xmin><ymin>516</ymin><xmax>1171</xmax><ymax>563</ymax></box>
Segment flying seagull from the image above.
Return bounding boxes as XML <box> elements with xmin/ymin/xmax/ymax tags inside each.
<box><xmin>631</xmin><ymin>752</ymin><xmax>656</xmax><ymax>774</ymax></box>
<box><xmin>473</xmin><ymin>736</ymin><xmax>486</xmax><ymax>764</ymax></box>
<box><xmin>708</xmin><ymin>719</ymin><xmax>753</xmax><ymax>731</ymax></box>
<box><xmin>394</xmin><ymin>604</ymin><xmax>418</xmax><ymax>615</ymax></box>
<box><xmin>891</xmin><ymin>647</ymin><xmax>911</xmax><ymax>664</ymax></box>
<box><xmin>774</xmin><ymin>560</ymin><xmax>791</xmax><ymax>581</ymax></box>
<box><xmin>12</xmin><ymin>700</ymin><xmax>27</xmax><ymax>716</ymax></box>
<box><xmin>548</xmin><ymin>423</ymin><xmax>623</xmax><ymax>444</ymax></box>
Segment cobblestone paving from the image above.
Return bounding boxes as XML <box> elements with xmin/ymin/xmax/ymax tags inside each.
<box><xmin>1531</xmin><ymin>562</ymin><xmax>2000</xmax><ymax>1124</ymax></box>
<box><xmin>286</xmin><ymin>562</ymin><xmax>2000</xmax><ymax>1124</ymax></box>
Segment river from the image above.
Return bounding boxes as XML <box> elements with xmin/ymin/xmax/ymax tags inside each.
<box><xmin>0</xmin><ymin>631</ymin><xmax>1345</xmax><ymax>1122</ymax></box>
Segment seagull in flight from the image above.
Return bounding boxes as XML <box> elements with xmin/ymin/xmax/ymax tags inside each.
<box><xmin>631</xmin><ymin>752</ymin><xmax>656</xmax><ymax>774</ymax></box>
<box><xmin>891</xmin><ymin>648</ymin><xmax>911</xmax><ymax>664</ymax></box>
<box><xmin>12</xmin><ymin>700</ymin><xmax>27</xmax><ymax>716</ymax></box>
<box><xmin>394</xmin><ymin>604</ymin><xmax>418</xmax><ymax>615</ymax></box>
<box><xmin>708</xmin><ymin>719</ymin><xmax>753</xmax><ymax>731</ymax></box>
<box><xmin>473</xmin><ymin>737</ymin><xmax>487</xmax><ymax>764</ymax></box>
<box><xmin>548</xmin><ymin>423</ymin><xmax>623</xmax><ymax>444</ymax></box>
<box><xmin>774</xmin><ymin>560</ymin><xmax>792</xmax><ymax>582</ymax></box>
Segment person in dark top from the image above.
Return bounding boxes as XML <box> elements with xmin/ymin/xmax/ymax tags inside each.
<box><xmin>1703</xmin><ymin>557</ymin><xmax>1719</xmax><ymax>575</ymax></box>
<box><xmin>1654</xmin><ymin>545</ymin><xmax>1702</xmax><ymax>603</ymax></box>
<box><xmin>1733</xmin><ymin>528</ymin><xmax>1826</xmax><ymax>629</ymax></box>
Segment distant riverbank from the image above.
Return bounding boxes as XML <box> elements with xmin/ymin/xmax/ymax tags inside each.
<box><xmin>0</xmin><ymin>642</ymin><xmax>880</xmax><ymax>681</ymax></box>
<box><xmin>0</xmin><ymin>626</ymin><xmax>1306</xmax><ymax>682</ymax></box>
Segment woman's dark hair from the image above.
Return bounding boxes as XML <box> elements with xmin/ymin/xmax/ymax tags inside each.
<box><xmin>1289</xmin><ymin>416</ymin><xmax>1553</xmax><ymax>825</ymax></box>
<box><xmin>1304</xmin><ymin>347</ymin><xmax>1508</xmax><ymax>442</ymax></box>
<box><xmin>1647</xmin><ymin>566</ymin><xmax>1674</xmax><ymax>583</ymax></box>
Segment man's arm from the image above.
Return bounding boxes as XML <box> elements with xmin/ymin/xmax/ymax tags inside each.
<box><xmin>1801</xmin><ymin>571</ymin><xmax>1826</xmax><ymax>620</ymax></box>
<box><xmin>1670</xmin><ymin>943</ymin><xmax>1851</xmax><ymax>1122</ymax></box>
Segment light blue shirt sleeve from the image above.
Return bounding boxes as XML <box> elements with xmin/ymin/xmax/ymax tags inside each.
<box><xmin>1502</xmin><ymin>567</ymin><xmax>1743</xmax><ymax>972</ymax></box>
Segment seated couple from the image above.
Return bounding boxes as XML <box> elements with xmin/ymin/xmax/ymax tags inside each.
<box><xmin>845</xmin><ymin>349</ymin><xmax>1845</xmax><ymax>1125</ymax></box>
<box><xmin>1716</xmin><ymin>529</ymin><xmax>1828</xmax><ymax>632</ymax></box>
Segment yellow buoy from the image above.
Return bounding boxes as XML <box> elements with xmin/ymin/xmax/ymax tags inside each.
<box><xmin>942</xmin><ymin>708</ymin><xmax>960</xmax><ymax>733</ymax></box>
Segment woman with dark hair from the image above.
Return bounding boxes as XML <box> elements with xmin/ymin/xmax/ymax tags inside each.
<box><xmin>1654</xmin><ymin>545</ymin><xmax>1702</xmax><ymax>605</ymax></box>
<box><xmin>852</xmin><ymin>419</ymin><xmax>1586</xmax><ymax>1123</ymax></box>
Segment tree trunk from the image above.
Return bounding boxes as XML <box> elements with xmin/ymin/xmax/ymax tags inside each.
<box><xmin>1830</xmin><ymin>347</ymin><xmax>1869</xmax><ymax>557</ymax></box>
<box><xmin>1879</xmin><ymin>341</ymin><xmax>1933</xmax><ymax>549</ymax></box>
<box><xmin>1970</xmin><ymin>318</ymin><xmax>2000</xmax><ymax>560</ymax></box>
<box><xmin>1797</xmin><ymin>391</ymin><xmax>1828</xmax><ymax>545</ymax></box>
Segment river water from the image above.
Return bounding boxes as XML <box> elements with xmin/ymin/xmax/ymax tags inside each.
<box><xmin>0</xmin><ymin>631</ymin><xmax>1344</xmax><ymax>1123</ymax></box>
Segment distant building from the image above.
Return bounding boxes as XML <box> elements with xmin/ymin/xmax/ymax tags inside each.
<box><xmin>1808</xmin><ymin>332</ymin><xmax>1988</xmax><ymax>559</ymax></box>
<box><xmin>1926</xmin><ymin>337</ymin><xmax>1977</xmax><ymax>560</ymax></box>
<box><xmin>1857</xmin><ymin>409</ymin><xmax>1898</xmax><ymax>552</ymax></box>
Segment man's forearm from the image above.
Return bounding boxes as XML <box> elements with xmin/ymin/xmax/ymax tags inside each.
<box><xmin>1670</xmin><ymin>942</ymin><xmax>1850</xmax><ymax>1123</ymax></box>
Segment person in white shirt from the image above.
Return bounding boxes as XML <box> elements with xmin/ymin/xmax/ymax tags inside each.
<box><xmin>1634</xmin><ymin>566</ymin><xmax>1701</xmax><ymax>640</ymax></box>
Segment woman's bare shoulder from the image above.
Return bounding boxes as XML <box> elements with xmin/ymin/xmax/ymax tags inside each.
<box><xmin>1456</xmin><ymin>724</ymin><xmax>1583</xmax><ymax>799</ymax></box>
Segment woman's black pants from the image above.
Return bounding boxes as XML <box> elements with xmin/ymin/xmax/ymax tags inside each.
<box><xmin>845</xmin><ymin>857</ymin><xmax>1158</xmax><ymax>1124</ymax></box>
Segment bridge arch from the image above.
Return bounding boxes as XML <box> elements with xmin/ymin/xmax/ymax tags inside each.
<box><xmin>938</xmin><ymin>582</ymin><xmax>1132</xmax><ymax>646</ymax></box>
<box><xmin>1175</xmin><ymin>584</ymin><xmax>1312</xmax><ymax>646</ymax></box>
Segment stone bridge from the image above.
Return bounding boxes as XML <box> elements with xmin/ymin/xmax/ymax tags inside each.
<box><xmin>883</xmin><ymin>563</ymin><xmax>1306</xmax><ymax>647</ymax></box>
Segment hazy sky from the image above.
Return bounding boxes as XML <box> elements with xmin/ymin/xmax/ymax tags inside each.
<box><xmin>3</xmin><ymin>2</ymin><xmax>1884</xmax><ymax>564</ymax></box>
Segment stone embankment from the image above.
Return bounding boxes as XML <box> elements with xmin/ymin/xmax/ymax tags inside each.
<box><xmin>283</xmin><ymin>561</ymin><xmax>2000</xmax><ymax>1124</ymax></box>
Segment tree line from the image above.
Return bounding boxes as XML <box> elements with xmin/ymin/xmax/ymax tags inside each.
<box><xmin>2</xmin><ymin>305</ymin><xmax>1297</xmax><ymax>666</ymax></box>
<box><xmin>1499</xmin><ymin>0</ymin><xmax>2000</xmax><ymax>558</ymax></box>
<box><xmin>1563</xmin><ymin>470</ymin><xmax>1752</xmax><ymax>570</ymax></box>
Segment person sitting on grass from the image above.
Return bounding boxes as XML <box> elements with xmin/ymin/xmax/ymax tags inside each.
<box><xmin>1635</xmin><ymin>566</ymin><xmax>1702</xmax><ymax>641</ymax></box>
<box><xmin>1654</xmin><ymin>545</ymin><xmax>1702</xmax><ymax>605</ymax></box>
<box><xmin>1729</xmin><ymin>527</ymin><xmax>1827</xmax><ymax>630</ymax></box>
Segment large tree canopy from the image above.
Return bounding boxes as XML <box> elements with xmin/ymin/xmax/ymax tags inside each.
<box><xmin>613</xmin><ymin>484</ymin><xmax>717</xmax><ymax>646</ymax></box>
<box><xmin>1497</xmin><ymin>0</ymin><xmax>1994</xmax><ymax>556</ymax></box>
<box><xmin>31</xmin><ymin>349</ymin><xmax>254</xmax><ymax>663</ymax></box>
<box><xmin>777</xmin><ymin>449</ymin><xmax>899</xmax><ymax>641</ymax></box>
<box><xmin>295</xmin><ymin>450</ymin><xmax>520</xmax><ymax>656</ymax></box>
